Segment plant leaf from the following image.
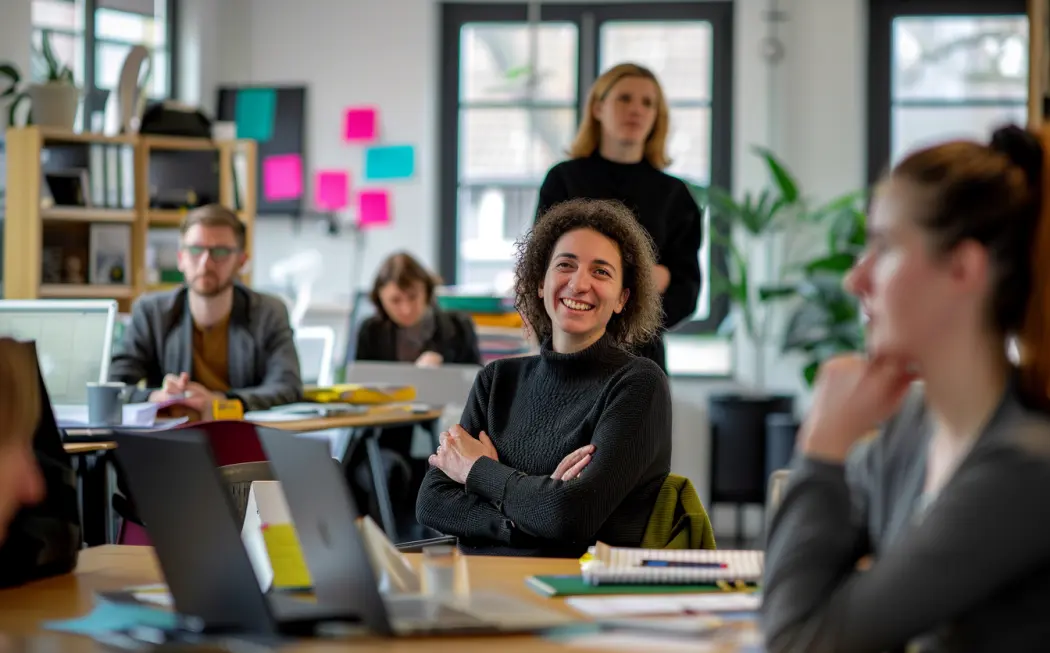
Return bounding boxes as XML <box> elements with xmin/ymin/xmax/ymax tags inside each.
<box><xmin>752</xmin><ymin>146</ymin><xmax>800</xmax><ymax>204</ymax></box>
<box><xmin>758</xmin><ymin>284</ymin><xmax>797</xmax><ymax>301</ymax></box>
<box><xmin>805</xmin><ymin>253</ymin><xmax>856</xmax><ymax>274</ymax></box>
<box><xmin>7</xmin><ymin>91</ymin><xmax>29</xmax><ymax>128</ymax></box>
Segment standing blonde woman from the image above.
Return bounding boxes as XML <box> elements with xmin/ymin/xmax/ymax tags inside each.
<box><xmin>536</xmin><ymin>63</ymin><xmax>703</xmax><ymax>372</ymax></box>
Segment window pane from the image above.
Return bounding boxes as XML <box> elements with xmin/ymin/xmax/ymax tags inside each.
<box><xmin>600</xmin><ymin>21</ymin><xmax>712</xmax><ymax>102</ymax></box>
<box><xmin>31</xmin><ymin>30</ymin><xmax>84</xmax><ymax>86</ymax></box>
<box><xmin>95</xmin><ymin>41</ymin><xmax>130</xmax><ymax>89</ymax></box>
<box><xmin>893</xmin><ymin>16</ymin><xmax>1027</xmax><ymax>100</ymax></box>
<box><xmin>665</xmin><ymin>107</ymin><xmax>711</xmax><ymax>183</ymax></box>
<box><xmin>460</xmin><ymin>23</ymin><xmax>578</xmax><ymax>103</ymax></box>
<box><xmin>456</xmin><ymin>185</ymin><xmax>539</xmax><ymax>288</ymax></box>
<box><xmin>892</xmin><ymin>104</ymin><xmax>1026</xmax><ymax>163</ymax></box>
<box><xmin>95</xmin><ymin>7</ymin><xmax>165</xmax><ymax>46</ymax></box>
<box><xmin>32</xmin><ymin>0</ymin><xmax>85</xmax><ymax>31</ymax></box>
<box><xmin>459</xmin><ymin>108</ymin><xmax>577</xmax><ymax>181</ymax></box>
<box><xmin>150</xmin><ymin>49</ymin><xmax>168</xmax><ymax>97</ymax></box>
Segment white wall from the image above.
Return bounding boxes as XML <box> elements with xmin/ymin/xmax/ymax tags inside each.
<box><xmin>0</xmin><ymin>0</ymin><xmax>32</xmax><ymax>128</ymax></box>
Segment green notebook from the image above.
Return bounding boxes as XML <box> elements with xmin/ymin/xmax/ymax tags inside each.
<box><xmin>526</xmin><ymin>575</ymin><xmax>745</xmax><ymax>598</ymax></box>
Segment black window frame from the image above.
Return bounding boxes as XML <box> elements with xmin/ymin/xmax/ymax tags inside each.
<box><xmin>867</xmin><ymin>0</ymin><xmax>1028</xmax><ymax>185</ymax></box>
<box><xmin>439</xmin><ymin>1</ymin><xmax>733</xmax><ymax>335</ymax></box>
<box><xmin>30</xmin><ymin>0</ymin><xmax>179</xmax><ymax>126</ymax></box>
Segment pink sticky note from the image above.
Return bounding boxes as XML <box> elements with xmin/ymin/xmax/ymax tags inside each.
<box><xmin>262</xmin><ymin>154</ymin><xmax>303</xmax><ymax>201</ymax></box>
<box><xmin>314</xmin><ymin>170</ymin><xmax>350</xmax><ymax>211</ymax></box>
<box><xmin>357</xmin><ymin>190</ymin><xmax>391</xmax><ymax>228</ymax></box>
<box><xmin>344</xmin><ymin>107</ymin><xmax>377</xmax><ymax>142</ymax></box>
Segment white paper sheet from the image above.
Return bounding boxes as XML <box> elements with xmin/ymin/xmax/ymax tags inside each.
<box><xmin>566</xmin><ymin>593</ymin><xmax>761</xmax><ymax>618</ymax></box>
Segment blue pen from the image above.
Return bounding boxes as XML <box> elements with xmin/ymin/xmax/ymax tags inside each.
<box><xmin>641</xmin><ymin>560</ymin><xmax>727</xmax><ymax>569</ymax></box>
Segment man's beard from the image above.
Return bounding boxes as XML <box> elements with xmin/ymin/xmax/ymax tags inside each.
<box><xmin>190</xmin><ymin>273</ymin><xmax>235</xmax><ymax>298</ymax></box>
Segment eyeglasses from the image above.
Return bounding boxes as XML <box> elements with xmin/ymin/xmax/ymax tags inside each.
<box><xmin>181</xmin><ymin>245</ymin><xmax>239</xmax><ymax>261</ymax></box>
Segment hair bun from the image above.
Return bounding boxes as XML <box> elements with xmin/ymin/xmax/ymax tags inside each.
<box><xmin>990</xmin><ymin>124</ymin><xmax>1044</xmax><ymax>188</ymax></box>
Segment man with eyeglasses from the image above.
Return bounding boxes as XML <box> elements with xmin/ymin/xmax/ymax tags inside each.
<box><xmin>109</xmin><ymin>204</ymin><xmax>302</xmax><ymax>414</ymax></box>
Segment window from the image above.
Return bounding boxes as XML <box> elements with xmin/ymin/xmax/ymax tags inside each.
<box><xmin>868</xmin><ymin>0</ymin><xmax>1028</xmax><ymax>179</ymax></box>
<box><xmin>30</xmin><ymin>0</ymin><xmax>176</xmax><ymax>130</ymax></box>
<box><xmin>440</xmin><ymin>3</ymin><xmax>734</xmax><ymax>375</ymax></box>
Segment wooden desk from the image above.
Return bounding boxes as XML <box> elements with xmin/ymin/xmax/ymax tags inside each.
<box><xmin>61</xmin><ymin>409</ymin><xmax>444</xmax><ymax>546</ymax></box>
<box><xmin>257</xmin><ymin>407</ymin><xmax>443</xmax><ymax>432</ymax></box>
<box><xmin>0</xmin><ymin>546</ymin><xmax>758</xmax><ymax>652</ymax></box>
<box><xmin>63</xmin><ymin>442</ymin><xmax>116</xmax><ymax>455</ymax></box>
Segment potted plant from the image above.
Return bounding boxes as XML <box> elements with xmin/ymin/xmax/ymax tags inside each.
<box><xmin>0</xmin><ymin>30</ymin><xmax>78</xmax><ymax>129</ymax></box>
<box><xmin>690</xmin><ymin>148</ymin><xmax>865</xmax><ymax>525</ymax></box>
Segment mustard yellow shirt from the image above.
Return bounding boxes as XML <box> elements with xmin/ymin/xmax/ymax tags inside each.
<box><xmin>191</xmin><ymin>314</ymin><xmax>231</xmax><ymax>393</ymax></box>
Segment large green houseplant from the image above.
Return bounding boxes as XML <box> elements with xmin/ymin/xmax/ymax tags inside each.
<box><xmin>771</xmin><ymin>193</ymin><xmax>866</xmax><ymax>386</ymax></box>
<box><xmin>691</xmin><ymin>149</ymin><xmax>866</xmax><ymax>514</ymax></box>
<box><xmin>691</xmin><ymin>146</ymin><xmax>864</xmax><ymax>389</ymax></box>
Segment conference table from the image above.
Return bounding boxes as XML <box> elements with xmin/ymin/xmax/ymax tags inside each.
<box><xmin>0</xmin><ymin>546</ymin><xmax>763</xmax><ymax>652</ymax></box>
<box><xmin>62</xmin><ymin>408</ymin><xmax>445</xmax><ymax>546</ymax></box>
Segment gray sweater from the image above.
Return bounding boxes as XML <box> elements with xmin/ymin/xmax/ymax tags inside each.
<box><xmin>109</xmin><ymin>285</ymin><xmax>302</xmax><ymax>411</ymax></box>
<box><xmin>762</xmin><ymin>380</ymin><xmax>1050</xmax><ymax>653</ymax></box>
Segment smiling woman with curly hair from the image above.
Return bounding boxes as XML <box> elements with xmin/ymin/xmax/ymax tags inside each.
<box><xmin>416</xmin><ymin>198</ymin><xmax>672</xmax><ymax>557</ymax></box>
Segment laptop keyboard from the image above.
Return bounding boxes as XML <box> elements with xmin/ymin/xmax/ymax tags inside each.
<box><xmin>386</xmin><ymin>596</ymin><xmax>488</xmax><ymax>627</ymax></box>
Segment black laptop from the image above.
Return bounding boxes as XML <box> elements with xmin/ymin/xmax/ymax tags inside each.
<box><xmin>111</xmin><ymin>429</ymin><xmax>352</xmax><ymax>636</ymax></box>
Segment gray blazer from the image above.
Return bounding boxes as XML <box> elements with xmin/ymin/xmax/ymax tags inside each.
<box><xmin>762</xmin><ymin>379</ymin><xmax>1050</xmax><ymax>653</ymax></box>
<box><xmin>109</xmin><ymin>284</ymin><xmax>302</xmax><ymax>411</ymax></box>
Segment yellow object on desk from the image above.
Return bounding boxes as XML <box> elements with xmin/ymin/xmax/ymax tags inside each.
<box><xmin>211</xmin><ymin>398</ymin><xmax>244</xmax><ymax>420</ymax></box>
<box><xmin>304</xmin><ymin>384</ymin><xmax>416</xmax><ymax>405</ymax></box>
<box><xmin>261</xmin><ymin>523</ymin><xmax>313</xmax><ymax>590</ymax></box>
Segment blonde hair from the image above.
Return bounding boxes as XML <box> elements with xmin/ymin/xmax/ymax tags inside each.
<box><xmin>568</xmin><ymin>63</ymin><xmax>671</xmax><ymax>169</ymax></box>
<box><xmin>0</xmin><ymin>338</ymin><xmax>41</xmax><ymax>445</ymax></box>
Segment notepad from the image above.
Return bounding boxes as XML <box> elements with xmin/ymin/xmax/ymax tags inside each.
<box><xmin>582</xmin><ymin>543</ymin><xmax>764</xmax><ymax>586</ymax></box>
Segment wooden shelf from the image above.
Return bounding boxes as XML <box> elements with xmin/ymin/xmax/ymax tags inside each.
<box><xmin>146</xmin><ymin>282</ymin><xmax>181</xmax><ymax>292</ymax></box>
<box><xmin>141</xmin><ymin>135</ymin><xmax>219</xmax><ymax>151</ymax></box>
<box><xmin>41</xmin><ymin>207</ymin><xmax>136</xmax><ymax>223</ymax></box>
<box><xmin>4</xmin><ymin>127</ymin><xmax>257</xmax><ymax>305</ymax></box>
<box><xmin>148</xmin><ymin>210</ymin><xmax>187</xmax><ymax>226</ymax></box>
<box><xmin>40</xmin><ymin>284</ymin><xmax>134</xmax><ymax>299</ymax></box>
<box><xmin>36</xmin><ymin>127</ymin><xmax>136</xmax><ymax>145</ymax></box>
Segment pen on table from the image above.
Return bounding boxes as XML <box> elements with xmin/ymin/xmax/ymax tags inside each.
<box><xmin>641</xmin><ymin>560</ymin><xmax>728</xmax><ymax>569</ymax></box>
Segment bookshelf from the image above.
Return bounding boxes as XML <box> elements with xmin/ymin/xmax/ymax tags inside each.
<box><xmin>3</xmin><ymin>126</ymin><xmax>257</xmax><ymax>312</ymax></box>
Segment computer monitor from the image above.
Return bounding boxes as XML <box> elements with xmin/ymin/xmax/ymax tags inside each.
<box><xmin>0</xmin><ymin>300</ymin><xmax>118</xmax><ymax>405</ymax></box>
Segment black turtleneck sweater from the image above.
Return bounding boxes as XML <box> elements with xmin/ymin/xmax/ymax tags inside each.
<box><xmin>414</xmin><ymin>335</ymin><xmax>672</xmax><ymax>558</ymax></box>
<box><xmin>536</xmin><ymin>153</ymin><xmax>704</xmax><ymax>370</ymax></box>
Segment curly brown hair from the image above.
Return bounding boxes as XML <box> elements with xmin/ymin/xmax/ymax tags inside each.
<box><xmin>514</xmin><ymin>199</ymin><xmax>662</xmax><ymax>348</ymax></box>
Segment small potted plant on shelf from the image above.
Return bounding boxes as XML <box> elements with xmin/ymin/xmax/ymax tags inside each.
<box><xmin>0</xmin><ymin>30</ymin><xmax>78</xmax><ymax>129</ymax></box>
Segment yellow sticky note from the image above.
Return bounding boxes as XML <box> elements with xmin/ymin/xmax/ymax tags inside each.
<box><xmin>261</xmin><ymin>523</ymin><xmax>312</xmax><ymax>589</ymax></box>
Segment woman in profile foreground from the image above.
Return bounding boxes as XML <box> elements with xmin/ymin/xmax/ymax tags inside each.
<box><xmin>416</xmin><ymin>198</ymin><xmax>671</xmax><ymax>557</ymax></box>
<box><xmin>0</xmin><ymin>338</ymin><xmax>45</xmax><ymax>544</ymax></box>
<box><xmin>762</xmin><ymin>125</ymin><xmax>1050</xmax><ymax>652</ymax></box>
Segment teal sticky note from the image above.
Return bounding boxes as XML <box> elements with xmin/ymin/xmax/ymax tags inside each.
<box><xmin>364</xmin><ymin>145</ymin><xmax>415</xmax><ymax>181</ymax></box>
<box><xmin>44</xmin><ymin>597</ymin><xmax>179</xmax><ymax>636</ymax></box>
<box><xmin>235</xmin><ymin>88</ymin><xmax>277</xmax><ymax>142</ymax></box>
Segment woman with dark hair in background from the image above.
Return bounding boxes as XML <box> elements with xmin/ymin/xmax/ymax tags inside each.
<box><xmin>536</xmin><ymin>62</ymin><xmax>704</xmax><ymax>372</ymax></box>
<box><xmin>356</xmin><ymin>252</ymin><xmax>481</xmax><ymax>367</ymax></box>
<box><xmin>417</xmin><ymin>199</ymin><xmax>671</xmax><ymax>557</ymax></box>
<box><xmin>762</xmin><ymin>125</ymin><xmax>1050</xmax><ymax>652</ymax></box>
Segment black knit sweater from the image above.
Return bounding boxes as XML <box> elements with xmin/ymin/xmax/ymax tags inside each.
<box><xmin>415</xmin><ymin>334</ymin><xmax>672</xmax><ymax>557</ymax></box>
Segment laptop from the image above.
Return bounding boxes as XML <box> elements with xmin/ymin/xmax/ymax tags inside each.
<box><xmin>256</xmin><ymin>428</ymin><xmax>576</xmax><ymax>636</ymax></box>
<box><xmin>344</xmin><ymin>361</ymin><xmax>481</xmax><ymax>407</ymax></box>
<box><xmin>111</xmin><ymin>429</ymin><xmax>353</xmax><ymax>636</ymax></box>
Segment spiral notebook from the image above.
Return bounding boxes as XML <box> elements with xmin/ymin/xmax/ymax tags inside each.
<box><xmin>581</xmin><ymin>542</ymin><xmax>764</xmax><ymax>586</ymax></box>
